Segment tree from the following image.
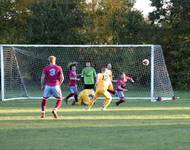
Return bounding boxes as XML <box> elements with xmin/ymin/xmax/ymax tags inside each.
<box><xmin>26</xmin><ymin>0</ymin><xmax>86</xmax><ymax>44</ymax></box>
<box><xmin>0</xmin><ymin>0</ymin><xmax>32</xmax><ymax>43</ymax></box>
<box><xmin>149</xmin><ymin>0</ymin><xmax>190</xmax><ymax>89</ymax></box>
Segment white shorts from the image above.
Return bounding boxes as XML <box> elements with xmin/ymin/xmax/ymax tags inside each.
<box><xmin>43</xmin><ymin>85</ymin><xmax>62</xmax><ymax>99</ymax></box>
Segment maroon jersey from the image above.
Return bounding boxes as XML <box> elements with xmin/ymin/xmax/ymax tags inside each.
<box><xmin>69</xmin><ymin>70</ymin><xmax>77</xmax><ymax>86</ymax></box>
<box><xmin>43</xmin><ymin>64</ymin><xmax>63</xmax><ymax>86</ymax></box>
<box><xmin>116</xmin><ymin>79</ymin><xmax>126</xmax><ymax>91</ymax></box>
<box><xmin>116</xmin><ymin>76</ymin><xmax>132</xmax><ymax>91</ymax></box>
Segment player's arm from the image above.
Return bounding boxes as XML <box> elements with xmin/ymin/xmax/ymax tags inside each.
<box><xmin>93</xmin><ymin>68</ymin><xmax>97</xmax><ymax>78</ymax></box>
<box><xmin>129</xmin><ymin>77</ymin><xmax>134</xmax><ymax>83</ymax></box>
<box><xmin>126</xmin><ymin>76</ymin><xmax>135</xmax><ymax>83</ymax></box>
<box><xmin>81</xmin><ymin>69</ymin><xmax>85</xmax><ymax>83</ymax></box>
<box><xmin>81</xmin><ymin>69</ymin><xmax>84</xmax><ymax>77</ymax></box>
<box><xmin>41</xmin><ymin>72</ymin><xmax>45</xmax><ymax>89</ymax></box>
<box><xmin>117</xmin><ymin>85</ymin><xmax>124</xmax><ymax>91</ymax></box>
<box><xmin>70</xmin><ymin>76</ymin><xmax>80</xmax><ymax>81</ymax></box>
<box><xmin>95</xmin><ymin>73</ymin><xmax>100</xmax><ymax>87</ymax></box>
<box><xmin>59</xmin><ymin>68</ymin><xmax>64</xmax><ymax>85</ymax></box>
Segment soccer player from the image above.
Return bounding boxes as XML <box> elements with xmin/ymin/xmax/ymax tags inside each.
<box><xmin>88</xmin><ymin>67</ymin><xmax>112</xmax><ymax>111</ymax></box>
<box><xmin>115</xmin><ymin>73</ymin><xmax>134</xmax><ymax>106</ymax></box>
<box><xmin>76</xmin><ymin>89</ymin><xmax>95</xmax><ymax>106</ymax></box>
<box><xmin>41</xmin><ymin>56</ymin><xmax>64</xmax><ymax>119</ymax></box>
<box><xmin>106</xmin><ymin>63</ymin><xmax>115</xmax><ymax>95</ymax></box>
<box><xmin>64</xmin><ymin>62</ymin><xmax>80</xmax><ymax>105</ymax></box>
<box><xmin>81</xmin><ymin>61</ymin><xmax>96</xmax><ymax>89</ymax></box>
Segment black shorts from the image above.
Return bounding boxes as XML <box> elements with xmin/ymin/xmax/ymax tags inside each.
<box><xmin>84</xmin><ymin>84</ymin><xmax>95</xmax><ymax>89</ymax></box>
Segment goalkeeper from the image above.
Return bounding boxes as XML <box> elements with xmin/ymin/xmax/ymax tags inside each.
<box><xmin>81</xmin><ymin>61</ymin><xmax>96</xmax><ymax>89</ymax></box>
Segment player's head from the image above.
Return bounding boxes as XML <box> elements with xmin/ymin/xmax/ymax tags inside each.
<box><xmin>107</xmin><ymin>63</ymin><xmax>112</xmax><ymax>70</ymax></box>
<box><xmin>120</xmin><ymin>73</ymin><xmax>126</xmax><ymax>79</ymax></box>
<box><xmin>71</xmin><ymin>65</ymin><xmax>76</xmax><ymax>71</ymax></box>
<box><xmin>68</xmin><ymin>62</ymin><xmax>77</xmax><ymax>70</ymax></box>
<box><xmin>101</xmin><ymin>67</ymin><xmax>106</xmax><ymax>73</ymax></box>
<box><xmin>48</xmin><ymin>56</ymin><xmax>56</xmax><ymax>64</ymax></box>
<box><xmin>86</xmin><ymin>61</ymin><xmax>91</xmax><ymax>67</ymax></box>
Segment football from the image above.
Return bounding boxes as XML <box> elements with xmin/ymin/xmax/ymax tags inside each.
<box><xmin>142</xmin><ymin>59</ymin><xmax>149</xmax><ymax>66</ymax></box>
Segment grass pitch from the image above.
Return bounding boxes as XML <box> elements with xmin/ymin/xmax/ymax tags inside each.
<box><xmin>0</xmin><ymin>94</ymin><xmax>190</xmax><ymax>150</ymax></box>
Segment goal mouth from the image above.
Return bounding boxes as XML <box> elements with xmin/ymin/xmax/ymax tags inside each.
<box><xmin>0</xmin><ymin>44</ymin><xmax>174</xmax><ymax>101</ymax></box>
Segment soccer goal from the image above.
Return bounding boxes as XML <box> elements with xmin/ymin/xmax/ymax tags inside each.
<box><xmin>0</xmin><ymin>44</ymin><xmax>174</xmax><ymax>101</ymax></box>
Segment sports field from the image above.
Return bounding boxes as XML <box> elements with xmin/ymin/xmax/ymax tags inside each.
<box><xmin>0</xmin><ymin>91</ymin><xmax>190</xmax><ymax>150</ymax></box>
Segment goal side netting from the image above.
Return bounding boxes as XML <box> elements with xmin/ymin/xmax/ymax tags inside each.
<box><xmin>0</xmin><ymin>45</ymin><xmax>174</xmax><ymax>101</ymax></box>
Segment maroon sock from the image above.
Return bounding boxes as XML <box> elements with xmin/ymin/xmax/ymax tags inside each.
<box><xmin>55</xmin><ymin>99</ymin><xmax>62</xmax><ymax>109</ymax></box>
<box><xmin>41</xmin><ymin>99</ymin><xmax>47</xmax><ymax>112</ymax></box>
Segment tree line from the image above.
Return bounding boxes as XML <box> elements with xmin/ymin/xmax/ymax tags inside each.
<box><xmin>0</xmin><ymin>0</ymin><xmax>190</xmax><ymax>89</ymax></box>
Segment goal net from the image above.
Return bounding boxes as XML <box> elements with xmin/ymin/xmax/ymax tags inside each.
<box><xmin>0</xmin><ymin>45</ymin><xmax>174</xmax><ymax>101</ymax></box>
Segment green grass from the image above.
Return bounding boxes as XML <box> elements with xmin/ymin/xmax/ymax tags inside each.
<box><xmin>0</xmin><ymin>94</ymin><xmax>190</xmax><ymax>150</ymax></box>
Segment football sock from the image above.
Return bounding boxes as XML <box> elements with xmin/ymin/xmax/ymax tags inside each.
<box><xmin>55</xmin><ymin>99</ymin><xmax>62</xmax><ymax>109</ymax></box>
<box><xmin>41</xmin><ymin>99</ymin><xmax>47</xmax><ymax>112</ymax></box>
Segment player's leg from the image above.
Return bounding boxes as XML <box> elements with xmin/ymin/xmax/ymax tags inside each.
<box><xmin>88</xmin><ymin>91</ymin><xmax>99</xmax><ymax>110</ymax></box>
<box><xmin>64</xmin><ymin>86</ymin><xmax>75</xmax><ymax>104</ymax></box>
<box><xmin>52</xmin><ymin>86</ymin><xmax>63</xmax><ymax>118</ymax></box>
<box><xmin>102</xmin><ymin>91</ymin><xmax>112</xmax><ymax>111</ymax></box>
<box><xmin>115</xmin><ymin>91</ymin><xmax>125</xmax><ymax>106</ymax></box>
<box><xmin>72</xmin><ymin>86</ymin><xmax>79</xmax><ymax>105</ymax></box>
<box><xmin>41</xmin><ymin>85</ymin><xmax>51</xmax><ymax>118</ymax></box>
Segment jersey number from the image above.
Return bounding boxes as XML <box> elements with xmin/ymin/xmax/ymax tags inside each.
<box><xmin>49</xmin><ymin>68</ymin><xmax>56</xmax><ymax>76</ymax></box>
<box><xmin>102</xmin><ymin>75</ymin><xmax>108</xmax><ymax>81</ymax></box>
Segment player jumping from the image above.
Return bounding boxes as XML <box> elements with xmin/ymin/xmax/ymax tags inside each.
<box><xmin>41</xmin><ymin>56</ymin><xmax>64</xmax><ymax>119</ymax></box>
<box><xmin>115</xmin><ymin>73</ymin><xmax>134</xmax><ymax>106</ymax></box>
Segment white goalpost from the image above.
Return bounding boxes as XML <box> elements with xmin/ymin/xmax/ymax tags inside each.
<box><xmin>0</xmin><ymin>44</ymin><xmax>175</xmax><ymax>102</ymax></box>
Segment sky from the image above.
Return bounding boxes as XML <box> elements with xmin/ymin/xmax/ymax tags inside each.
<box><xmin>86</xmin><ymin>0</ymin><xmax>155</xmax><ymax>17</ymax></box>
<box><xmin>133</xmin><ymin>0</ymin><xmax>155</xmax><ymax>17</ymax></box>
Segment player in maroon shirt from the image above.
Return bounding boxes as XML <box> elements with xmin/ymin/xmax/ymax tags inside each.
<box><xmin>115</xmin><ymin>73</ymin><xmax>134</xmax><ymax>106</ymax></box>
<box><xmin>41</xmin><ymin>56</ymin><xmax>64</xmax><ymax>118</ymax></box>
<box><xmin>64</xmin><ymin>62</ymin><xmax>80</xmax><ymax>105</ymax></box>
